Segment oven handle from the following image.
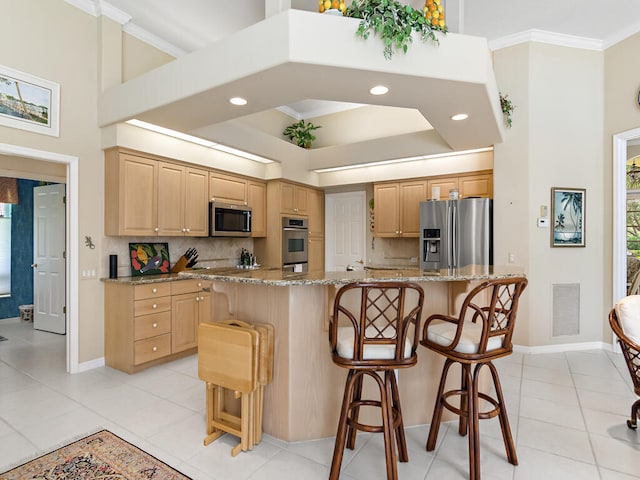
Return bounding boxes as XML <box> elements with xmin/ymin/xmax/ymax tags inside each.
<box><xmin>283</xmin><ymin>227</ymin><xmax>308</xmax><ymax>231</ymax></box>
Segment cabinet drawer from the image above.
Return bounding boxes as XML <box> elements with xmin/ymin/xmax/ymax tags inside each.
<box><xmin>134</xmin><ymin>296</ymin><xmax>171</xmax><ymax>316</ymax></box>
<box><xmin>134</xmin><ymin>311</ymin><xmax>171</xmax><ymax>341</ymax></box>
<box><xmin>134</xmin><ymin>334</ymin><xmax>171</xmax><ymax>365</ymax></box>
<box><xmin>172</xmin><ymin>279</ymin><xmax>211</xmax><ymax>295</ymax></box>
<box><xmin>134</xmin><ymin>283</ymin><xmax>172</xmax><ymax>300</ymax></box>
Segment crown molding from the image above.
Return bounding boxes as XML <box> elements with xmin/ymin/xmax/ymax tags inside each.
<box><xmin>64</xmin><ymin>0</ymin><xmax>185</xmax><ymax>58</ymax></box>
<box><xmin>122</xmin><ymin>23</ymin><xmax>186</xmax><ymax>58</ymax></box>
<box><xmin>490</xmin><ymin>29</ymin><xmax>603</xmax><ymax>52</ymax></box>
<box><xmin>603</xmin><ymin>19</ymin><xmax>640</xmax><ymax>50</ymax></box>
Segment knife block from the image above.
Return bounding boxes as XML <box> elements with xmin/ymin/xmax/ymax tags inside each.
<box><xmin>171</xmin><ymin>255</ymin><xmax>188</xmax><ymax>273</ymax></box>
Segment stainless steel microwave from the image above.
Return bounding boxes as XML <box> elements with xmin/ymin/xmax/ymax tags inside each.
<box><xmin>209</xmin><ymin>202</ymin><xmax>251</xmax><ymax>237</ymax></box>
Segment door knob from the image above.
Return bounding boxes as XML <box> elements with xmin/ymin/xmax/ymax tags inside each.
<box><xmin>31</xmin><ymin>263</ymin><xmax>38</xmax><ymax>268</ymax></box>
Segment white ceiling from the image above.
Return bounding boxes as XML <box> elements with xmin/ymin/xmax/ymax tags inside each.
<box><xmin>93</xmin><ymin>0</ymin><xmax>640</xmax><ymax>168</ymax></box>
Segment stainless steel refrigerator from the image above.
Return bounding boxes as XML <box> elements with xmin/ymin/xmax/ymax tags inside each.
<box><xmin>420</xmin><ymin>198</ymin><xmax>493</xmax><ymax>270</ymax></box>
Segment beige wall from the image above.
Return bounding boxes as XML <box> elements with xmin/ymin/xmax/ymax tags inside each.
<box><xmin>493</xmin><ymin>42</ymin><xmax>605</xmax><ymax>346</ymax></box>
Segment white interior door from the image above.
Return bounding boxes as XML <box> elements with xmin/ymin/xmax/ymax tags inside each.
<box><xmin>33</xmin><ymin>183</ymin><xmax>66</xmax><ymax>334</ymax></box>
<box><xmin>326</xmin><ymin>191</ymin><xmax>366</xmax><ymax>271</ymax></box>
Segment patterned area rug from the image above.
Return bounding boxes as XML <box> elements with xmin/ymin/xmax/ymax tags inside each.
<box><xmin>1</xmin><ymin>430</ymin><xmax>191</xmax><ymax>479</ymax></box>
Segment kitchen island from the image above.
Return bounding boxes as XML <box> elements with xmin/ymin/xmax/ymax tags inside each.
<box><xmin>179</xmin><ymin>265</ymin><xmax>525</xmax><ymax>442</ymax></box>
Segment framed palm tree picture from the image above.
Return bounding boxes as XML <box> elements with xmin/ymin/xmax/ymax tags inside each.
<box><xmin>551</xmin><ymin>187</ymin><xmax>585</xmax><ymax>247</ymax></box>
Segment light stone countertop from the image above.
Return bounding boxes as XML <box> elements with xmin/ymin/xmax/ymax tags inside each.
<box><xmin>174</xmin><ymin>264</ymin><xmax>525</xmax><ymax>286</ymax></box>
<box><xmin>101</xmin><ymin>265</ymin><xmax>525</xmax><ymax>286</ymax></box>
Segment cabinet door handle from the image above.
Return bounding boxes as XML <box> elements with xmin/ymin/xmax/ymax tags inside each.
<box><xmin>186</xmin><ymin>228</ymin><xmax>190</xmax><ymax>233</ymax></box>
<box><xmin>152</xmin><ymin>346</ymin><xmax>158</xmax><ymax>352</ymax></box>
<box><xmin>196</xmin><ymin>296</ymin><xmax>200</xmax><ymax>302</ymax></box>
<box><xmin>197</xmin><ymin>282</ymin><xmax>202</xmax><ymax>288</ymax></box>
<box><xmin>152</xmin><ymin>304</ymin><xmax>157</xmax><ymax>309</ymax></box>
<box><xmin>152</xmin><ymin>288</ymin><xmax>157</xmax><ymax>293</ymax></box>
<box><xmin>152</xmin><ymin>323</ymin><xmax>158</xmax><ymax>328</ymax></box>
<box><xmin>154</xmin><ymin>227</ymin><xmax>159</xmax><ymax>232</ymax></box>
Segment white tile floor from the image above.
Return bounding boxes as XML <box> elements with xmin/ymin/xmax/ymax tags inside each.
<box><xmin>0</xmin><ymin>317</ymin><xmax>639</xmax><ymax>480</ymax></box>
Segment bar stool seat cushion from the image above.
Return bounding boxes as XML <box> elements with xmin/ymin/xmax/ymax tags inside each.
<box><xmin>425</xmin><ymin>320</ymin><xmax>504</xmax><ymax>354</ymax></box>
<box><xmin>336</xmin><ymin>326</ymin><xmax>412</xmax><ymax>360</ymax></box>
<box><xmin>615</xmin><ymin>295</ymin><xmax>640</xmax><ymax>345</ymax></box>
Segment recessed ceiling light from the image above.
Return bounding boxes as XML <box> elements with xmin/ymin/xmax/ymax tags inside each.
<box><xmin>229</xmin><ymin>97</ymin><xmax>247</xmax><ymax>106</ymax></box>
<box><xmin>369</xmin><ymin>85</ymin><xmax>389</xmax><ymax>95</ymax></box>
<box><xmin>451</xmin><ymin>113</ymin><xmax>469</xmax><ymax>121</ymax></box>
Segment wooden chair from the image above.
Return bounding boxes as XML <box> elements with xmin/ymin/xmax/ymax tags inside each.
<box><xmin>420</xmin><ymin>277</ymin><xmax>528</xmax><ymax>480</ymax></box>
<box><xmin>609</xmin><ymin>302</ymin><xmax>640</xmax><ymax>429</ymax></box>
<box><xmin>329</xmin><ymin>281</ymin><xmax>425</xmax><ymax>480</ymax></box>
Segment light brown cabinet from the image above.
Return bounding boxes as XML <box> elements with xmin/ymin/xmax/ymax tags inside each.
<box><xmin>104</xmin><ymin>150</ymin><xmax>159</xmax><ymax>236</ymax></box>
<box><xmin>248</xmin><ymin>180</ymin><xmax>267</xmax><ymax>238</ymax></box>
<box><xmin>427</xmin><ymin>178</ymin><xmax>459</xmax><ymax>200</ymax></box>
<box><xmin>308</xmin><ymin>236</ymin><xmax>325</xmax><ymax>272</ymax></box>
<box><xmin>209</xmin><ymin>171</ymin><xmax>248</xmax><ymax>205</ymax></box>
<box><xmin>105</xmin><ymin>148</ymin><xmax>208</xmax><ymax>237</ymax></box>
<box><xmin>105</xmin><ymin>279</ymin><xmax>211</xmax><ymax>373</ymax></box>
<box><xmin>255</xmin><ymin>180</ymin><xmax>324</xmax><ymax>269</ymax></box>
<box><xmin>158</xmin><ymin>163</ymin><xmax>208</xmax><ymax>236</ymax></box>
<box><xmin>459</xmin><ymin>173</ymin><xmax>493</xmax><ymax>198</ymax></box>
<box><xmin>373</xmin><ymin>180</ymin><xmax>426</xmax><ymax>238</ymax></box>
<box><xmin>280</xmin><ymin>182</ymin><xmax>308</xmax><ymax>215</ymax></box>
<box><xmin>171</xmin><ymin>280</ymin><xmax>211</xmax><ymax>353</ymax></box>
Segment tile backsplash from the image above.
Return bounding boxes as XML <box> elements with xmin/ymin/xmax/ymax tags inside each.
<box><xmin>103</xmin><ymin>236</ymin><xmax>253</xmax><ymax>278</ymax></box>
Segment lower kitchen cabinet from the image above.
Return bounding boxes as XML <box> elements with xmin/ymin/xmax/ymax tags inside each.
<box><xmin>104</xmin><ymin>279</ymin><xmax>211</xmax><ymax>373</ymax></box>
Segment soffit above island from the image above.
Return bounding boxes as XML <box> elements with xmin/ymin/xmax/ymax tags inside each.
<box><xmin>99</xmin><ymin>9</ymin><xmax>504</xmax><ymax>172</ymax></box>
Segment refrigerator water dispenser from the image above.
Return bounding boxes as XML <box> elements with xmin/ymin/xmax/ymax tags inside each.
<box><xmin>423</xmin><ymin>228</ymin><xmax>441</xmax><ymax>266</ymax></box>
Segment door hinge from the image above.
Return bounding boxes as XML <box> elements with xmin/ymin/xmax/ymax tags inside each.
<box><xmin>63</xmin><ymin>306</ymin><xmax>66</xmax><ymax>314</ymax></box>
<box><xmin>63</xmin><ymin>251</ymin><xmax>66</xmax><ymax>259</ymax></box>
<box><xmin>63</xmin><ymin>195</ymin><xmax>66</xmax><ymax>204</ymax></box>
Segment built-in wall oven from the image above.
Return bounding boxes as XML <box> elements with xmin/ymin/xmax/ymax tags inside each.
<box><xmin>282</xmin><ymin>217</ymin><xmax>308</xmax><ymax>272</ymax></box>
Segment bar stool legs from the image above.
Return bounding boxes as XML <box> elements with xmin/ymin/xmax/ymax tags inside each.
<box><xmin>426</xmin><ymin>359</ymin><xmax>518</xmax><ymax>480</ymax></box>
<box><xmin>329</xmin><ymin>370</ymin><xmax>408</xmax><ymax>480</ymax></box>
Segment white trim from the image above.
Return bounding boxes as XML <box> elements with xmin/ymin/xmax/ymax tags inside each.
<box><xmin>63</xmin><ymin>0</ymin><xmax>98</xmax><ymax>16</ymax></box>
<box><xmin>0</xmin><ymin>143</ymin><xmax>79</xmax><ymax>374</ymax></box>
<box><xmin>96</xmin><ymin>0</ymin><xmax>131</xmax><ymax>25</ymax></box>
<box><xmin>122</xmin><ymin>23</ymin><xmax>186</xmax><ymax>59</ymax></box>
<box><xmin>613</xmin><ymin>128</ymin><xmax>640</xmax><ymax>306</ymax></box>
<box><xmin>603</xmin><ymin>20</ymin><xmax>640</xmax><ymax>50</ymax></box>
<box><xmin>514</xmin><ymin>341</ymin><xmax>615</xmax><ymax>355</ymax></box>
<box><xmin>77</xmin><ymin>356</ymin><xmax>105</xmax><ymax>372</ymax></box>
<box><xmin>490</xmin><ymin>29</ymin><xmax>603</xmax><ymax>52</ymax></box>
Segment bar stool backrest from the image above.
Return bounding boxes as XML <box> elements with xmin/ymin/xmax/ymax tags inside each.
<box><xmin>330</xmin><ymin>281</ymin><xmax>425</xmax><ymax>369</ymax></box>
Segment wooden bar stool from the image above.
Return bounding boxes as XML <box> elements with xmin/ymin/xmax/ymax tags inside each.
<box><xmin>198</xmin><ymin>320</ymin><xmax>274</xmax><ymax>456</ymax></box>
<box><xmin>420</xmin><ymin>277</ymin><xmax>527</xmax><ymax>480</ymax></box>
<box><xmin>328</xmin><ymin>281</ymin><xmax>424</xmax><ymax>480</ymax></box>
<box><xmin>609</xmin><ymin>298</ymin><xmax>640</xmax><ymax>429</ymax></box>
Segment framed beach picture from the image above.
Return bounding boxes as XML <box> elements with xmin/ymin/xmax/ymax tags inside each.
<box><xmin>551</xmin><ymin>187</ymin><xmax>585</xmax><ymax>247</ymax></box>
<box><xmin>129</xmin><ymin>243</ymin><xmax>171</xmax><ymax>276</ymax></box>
<box><xmin>0</xmin><ymin>65</ymin><xmax>60</xmax><ymax>137</ymax></box>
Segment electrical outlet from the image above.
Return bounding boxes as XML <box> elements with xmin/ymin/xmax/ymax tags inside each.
<box><xmin>508</xmin><ymin>253</ymin><xmax>516</xmax><ymax>264</ymax></box>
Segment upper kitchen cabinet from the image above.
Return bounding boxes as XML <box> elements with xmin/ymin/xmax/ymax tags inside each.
<box><xmin>158</xmin><ymin>163</ymin><xmax>209</xmax><ymax>237</ymax></box>
<box><xmin>374</xmin><ymin>180</ymin><xmax>426</xmax><ymax>238</ymax></box>
<box><xmin>104</xmin><ymin>147</ymin><xmax>208</xmax><ymax>237</ymax></box>
<box><xmin>427</xmin><ymin>178</ymin><xmax>459</xmax><ymax>200</ymax></box>
<box><xmin>105</xmin><ymin>149</ymin><xmax>159</xmax><ymax>236</ymax></box>
<box><xmin>209</xmin><ymin>171</ymin><xmax>248</xmax><ymax>205</ymax></box>
<box><xmin>279</xmin><ymin>181</ymin><xmax>308</xmax><ymax>215</ymax></box>
<box><xmin>459</xmin><ymin>173</ymin><xmax>493</xmax><ymax>198</ymax></box>
<box><xmin>248</xmin><ymin>180</ymin><xmax>267</xmax><ymax>238</ymax></box>
<box><xmin>307</xmin><ymin>188</ymin><xmax>325</xmax><ymax>237</ymax></box>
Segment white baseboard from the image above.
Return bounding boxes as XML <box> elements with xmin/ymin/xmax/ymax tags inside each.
<box><xmin>77</xmin><ymin>357</ymin><xmax>105</xmax><ymax>372</ymax></box>
<box><xmin>514</xmin><ymin>341</ymin><xmax>616</xmax><ymax>355</ymax></box>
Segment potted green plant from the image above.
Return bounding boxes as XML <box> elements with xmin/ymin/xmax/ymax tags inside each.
<box><xmin>282</xmin><ymin>119</ymin><xmax>321</xmax><ymax>149</ymax></box>
<box><xmin>499</xmin><ymin>93</ymin><xmax>515</xmax><ymax>128</ymax></box>
<box><xmin>345</xmin><ymin>0</ymin><xmax>446</xmax><ymax>60</ymax></box>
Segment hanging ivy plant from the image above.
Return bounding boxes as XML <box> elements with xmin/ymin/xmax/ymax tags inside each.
<box><xmin>499</xmin><ymin>92</ymin><xmax>516</xmax><ymax>128</ymax></box>
<box><xmin>346</xmin><ymin>0</ymin><xmax>446</xmax><ymax>60</ymax></box>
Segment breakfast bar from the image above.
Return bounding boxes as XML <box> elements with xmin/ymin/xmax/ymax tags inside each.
<box><xmin>179</xmin><ymin>265</ymin><xmax>524</xmax><ymax>442</ymax></box>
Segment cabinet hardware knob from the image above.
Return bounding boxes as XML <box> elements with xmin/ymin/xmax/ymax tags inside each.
<box><xmin>152</xmin><ymin>346</ymin><xmax>158</xmax><ymax>352</ymax></box>
<box><xmin>186</xmin><ymin>228</ymin><xmax>190</xmax><ymax>232</ymax></box>
<box><xmin>197</xmin><ymin>282</ymin><xmax>202</xmax><ymax>287</ymax></box>
<box><xmin>152</xmin><ymin>304</ymin><xmax>157</xmax><ymax>309</ymax></box>
<box><xmin>154</xmin><ymin>227</ymin><xmax>159</xmax><ymax>232</ymax></box>
<box><xmin>152</xmin><ymin>288</ymin><xmax>157</xmax><ymax>293</ymax></box>
<box><xmin>152</xmin><ymin>323</ymin><xmax>158</xmax><ymax>328</ymax></box>
<box><xmin>196</xmin><ymin>296</ymin><xmax>200</xmax><ymax>302</ymax></box>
